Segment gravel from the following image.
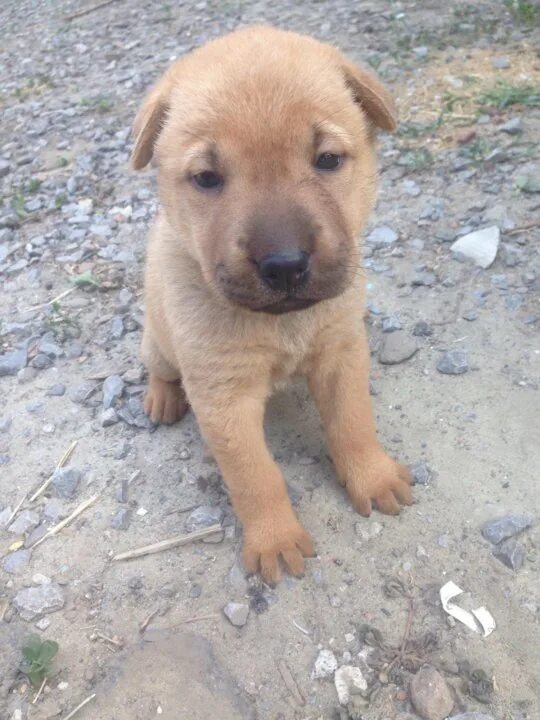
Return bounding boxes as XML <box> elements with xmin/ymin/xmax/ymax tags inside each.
<box><xmin>450</xmin><ymin>226</ymin><xmax>500</xmax><ymax>269</ymax></box>
<box><xmin>366</xmin><ymin>225</ymin><xmax>398</xmax><ymax>247</ymax></box>
<box><xmin>185</xmin><ymin>505</ymin><xmax>224</xmax><ymax>532</ymax></box>
<box><xmin>378</xmin><ymin>331</ymin><xmax>418</xmax><ymax>364</ymax></box>
<box><xmin>409</xmin><ymin>461</ymin><xmax>432</xmax><ymax>485</ymax></box>
<box><xmin>223</xmin><ymin>601</ymin><xmax>250</xmax><ymax>627</ymax></box>
<box><xmin>102</xmin><ymin>374</ymin><xmax>125</xmax><ymax>410</ymax></box>
<box><xmin>481</xmin><ymin>514</ymin><xmax>533</xmax><ymax>544</ymax></box>
<box><xmin>334</xmin><ymin>666</ymin><xmax>367</xmax><ymax>705</ymax></box>
<box><xmin>13</xmin><ymin>582</ymin><xmax>65</xmax><ymax>621</ymax></box>
<box><xmin>312</xmin><ymin>649</ymin><xmax>338</xmax><ymax>679</ymax></box>
<box><xmin>51</xmin><ymin>466</ymin><xmax>82</xmax><ymax>498</ymax></box>
<box><xmin>493</xmin><ymin>538</ymin><xmax>525</xmax><ymax>571</ymax></box>
<box><xmin>2</xmin><ymin>548</ymin><xmax>32</xmax><ymax>574</ymax></box>
<box><xmin>436</xmin><ymin>350</ymin><xmax>469</xmax><ymax>375</ymax></box>
<box><xmin>410</xmin><ymin>666</ymin><xmax>454</xmax><ymax>720</ymax></box>
<box><xmin>8</xmin><ymin>509</ymin><xmax>40</xmax><ymax>535</ymax></box>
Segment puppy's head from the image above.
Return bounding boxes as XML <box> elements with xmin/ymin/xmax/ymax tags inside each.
<box><xmin>132</xmin><ymin>26</ymin><xmax>396</xmax><ymax>314</ymax></box>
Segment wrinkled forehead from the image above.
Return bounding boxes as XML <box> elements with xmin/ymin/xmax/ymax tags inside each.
<box><xmin>159</xmin><ymin>63</ymin><xmax>366</xmax><ymax>164</ymax></box>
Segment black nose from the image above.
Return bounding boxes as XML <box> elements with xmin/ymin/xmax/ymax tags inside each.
<box><xmin>257</xmin><ymin>252</ymin><xmax>310</xmax><ymax>293</ymax></box>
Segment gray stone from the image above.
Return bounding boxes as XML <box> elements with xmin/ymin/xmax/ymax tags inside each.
<box><xmin>411</xmin><ymin>271</ymin><xmax>436</xmax><ymax>287</ymax></box>
<box><xmin>481</xmin><ymin>515</ymin><xmax>533</xmax><ymax>544</ymax></box>
<box><xmin>25</xmin><ymin>523</ymin><xmax>47</xmax><ymax>547</ymax></box>
<box><xmin>436</xmin><ymin>350</ymin><xmax>469</xmax><ymax>375</ymax></box>
<box><xmin>117</xmin><ymin>396</ymin><xmax>155</xmax><ymax>429</ymax></box>
<box><xmin>413</xmin><ymin>321</ymin><xmax>433</xmax><ymax>336</ymax></box>
<box><xmin>31</xmin><ymin>353</ymin><xmax>52</xmax><ymax>369</ymax></box>
<box><xmin>18</xmin><ymin>366</ymin><xmax>37</xmax><ymax>384</ymax></box>
<box><xmin>111</xmin><ymin>508</ymin><xmax>131</xmax><ymax>530</ymax></box>
<box><xmin>312</xmin><ymin>649</ymin><xmax>338</xmax><ymax>679</ymax></box>
<box><xmin>379</xmin><ymin>331</ymin><xmax>418</xmax><ymax>365</ymax></box>
<box><xmin>2</xmin><ymin>548</ymin><xmax>32</xmax><ymax>574</ymax></box>
<box><xmin>410</xmin><ymin>666</ymin><xmax>454</xmax><ymax>720</ymax></box>
<box><xmin>409</xmin><ymin>462</ymin><xmax>431</xmax><ymax>485</ymax></box>
<box><xmin>366</xmin><ymin>225</ymin><xmax>398</xmax><ymax>247</ymax></box>
<box><xmin>69</xmin><ymin>382</ymin><xmax>96</xmax><ymax>404</ymax></box>
<box><xmin>46</xmin><ymin>383</ymin><xmax>66</xmax><ymax>397</ymax></box>
<box><xmin>8</xmin><ymin>509</ymin><xmax>40</xmax><ymax>535</ymax></box>
<box><xmin>43</xmin><ymin>499</ymin><xmax>66</xmax><ymax>523</ymax></box>
<box><xmin>51</xmin><ymin>466</ymin><xmax>81</xmax><ymax>498</ymax></box>
<box><xmin>0</xmin><ymin>506</ymin><xmax>13</xmax><ymax>527</ymax></box>
<box><xmin>223</xmin><ymin>601</ymin><xmax>249</xmax><ymax>627</ymax></box>
<box><xmin>382</xmin><ymin>316</ymin><xmax>402</xmax><ymax>333</ymax></box>
<box><xmin>334</xmin><ymin>666</ymin><xmax>368</xmax><ymax>705</ymax></box>
<box><xmin>103</xmin><ymin>375</ymin><xmax>125</xmax><ymax>410</ymax></box>
<box><xmin>0</xmin><ymin>415</ymin><xmax>12</xmax><ymax>433</ymax></box>
<box><xmin>492</xmin><ymin>56</ymin><xmax>510</xmax><ymax>69</ymax></box>
<box><xmin>499</xmin><ymin>117</ymin><xmax>522</xmax><ymax>135</ymax></box>
<box><xmin>0</xmin><ymin>348</ymin><xmax>28</xmax><ymax>376</ymax></box>
<box><xmin>493</xmin><ymin>539</ymin><xmax>525</xmax><ymax>571</ymax></box>
<box><xmin>185</xmin><ymin>505</ymin><xmax>224</xmax><ymax>532</ymax></box>
<box><xmin>13</xmin><ymin>582</ymin><xmax>65</xmax><ymax>621</ymax></box>
<box><xmin>451</xmin><ymin>226</ymin><xmax>500</xmax><ymax>269</ymax></box>
<box><xmin>449</xmin><ymin>715</ymin><xmax>494</xmax><ymax>720</ymax></box>
<box><xmin>0</xmin><ymin>159</ymin><xmax>11</xmax><ymax>177</ymax></box>
<box><xmin>101</xmin><ymin>407</ymin><xmax>119</xmax><ymax>427</ymax></box>
<box><xmin>110</xmin><ymin>316</ymin><xmax>125</xmax><ymax>339</ymax></box>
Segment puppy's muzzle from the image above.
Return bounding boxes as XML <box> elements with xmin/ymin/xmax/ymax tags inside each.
<box><xmin>256</xmin><ymin>251</ymin><xmax>310</xmax><ymax>293</ymax></box>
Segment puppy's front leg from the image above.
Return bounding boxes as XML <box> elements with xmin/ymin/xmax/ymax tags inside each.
<box><xmin>307</xmin><ymin>330</ymin><xmax>412</xmax><ymax>516</ymax></box>
<box><xmin>189</xmin><ymin>388</ymin><xmax>314</xmax><ymax>585</ymax></box>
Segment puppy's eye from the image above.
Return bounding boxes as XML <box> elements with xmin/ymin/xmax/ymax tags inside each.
<box><xmin>192</xmin><ymin>171</ymin><xmax>223</xmax><ymax>190</ymax></box>
<box><xmin>315</xmin><ymin>152</ymin><xmax>342</xmax><ymax>171</ymax></box>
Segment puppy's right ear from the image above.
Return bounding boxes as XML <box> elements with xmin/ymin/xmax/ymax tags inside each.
<box><xmin>132</xmin><ymin>70</ymin><xmax>175</xmax><ymax>170</ymax></box>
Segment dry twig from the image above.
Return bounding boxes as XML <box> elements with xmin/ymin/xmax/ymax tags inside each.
<box><xmin>277</xmin><ymin>659</ymin><xmax>305</xmax><ymax>707</ymax></box>
<box><xmin>113</xmin><ymin>524</ymin><xmax>222</xmax><ymax>561</ymax></box>
<box><xmin>32</xmin><ymin>677</ymin><xmax>47</xmax><ymax>704</ymax></box>
<box><xmin>65</xmin><ymin>0</ymin><xmax>119</xmax><ymax>21</ymax></box>
<box><xmin>60</xmin><ymin>693</ymin><xmax>96</xmax><ymax>720</ymax></box>
<box><xmin>31</xmin><ymin>494</ymin><xmax>99</xmax><ymax>548</ymax></box>
<box><xmin>29</xmin><ymin>440</ymin><xmax>78</xmax><ymax>503</ymax></box>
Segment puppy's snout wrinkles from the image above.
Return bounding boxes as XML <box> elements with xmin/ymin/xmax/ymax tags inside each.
<box><xmin>257</xmin><ymin>251</ymin><xmax>310</xmax><ymax>293</ymax></box>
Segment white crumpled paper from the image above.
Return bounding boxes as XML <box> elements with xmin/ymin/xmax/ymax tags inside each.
<box><xmin>440</xmin><ymin>581</ymin><xmax>496</xmax><ymax>637</ymax></box>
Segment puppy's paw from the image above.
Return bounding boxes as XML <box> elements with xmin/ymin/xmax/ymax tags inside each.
<box><xmin>342</xmin><ymin>448</ymin><xmax>412</xmax><ymax>517</ymax></box>
<box><xmin>144</xmin><ymin>375</ymin><xmax>188</xmax><ymax>424</ymax></box>
<box><xmin>242</xmin><ymin>510</ymin><xmax>315</xmax><ymax>586</ymax></box>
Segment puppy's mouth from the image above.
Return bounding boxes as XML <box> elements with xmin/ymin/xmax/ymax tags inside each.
<box><xmin>254</xmin><ymin>297</ymin><xmax>319</xmax><ymax>314</ymax></box>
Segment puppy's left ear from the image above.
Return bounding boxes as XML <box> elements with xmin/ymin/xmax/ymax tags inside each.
<box><xmin>341</xmin><ymin>59</ymin><xmax>397</xmax><ymax>132</ymax></box>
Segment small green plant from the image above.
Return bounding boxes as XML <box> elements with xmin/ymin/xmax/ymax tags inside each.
<box><xmin>55</xmin><ymin>192</ymin><xmax>68</xmax><ymax>209</ymax></box>
<box><xmin>71</xmin><ymin>270</ymin><xmax>100</xmax><ymax>288</ymax></box>
<box><xmin>397</xmin><ymin>147</ymin><xmax>434</xmax><ymax>172</ymax></box>
<box><xmin>26</xmin><ymin>178</ymin><xmax>41</xmax><ymax>193</ymax></box>
<box><xmin>478</xmin><ymin>81</ymin><xmax>540</xmax><ymax>110</ymax></box>
<box><xmin>12</xmin><ymin>193</ymin><xmax>26</xmax><ymax>218</ymax></box>
<box><xmin>20</xmin><ymin>635</ymin><xmax>59</xmax><ymax>687</ymax></box>
<box><xmin>504</xmin><ymin>0</ymin><xmax>540</xmax><ymax>24</ymax></box>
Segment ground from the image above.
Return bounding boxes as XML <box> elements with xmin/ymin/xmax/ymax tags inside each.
<box><xmin>0</xmin><ymin>1</ymin><xmax>539</xmax><ymax>719</ymax></box>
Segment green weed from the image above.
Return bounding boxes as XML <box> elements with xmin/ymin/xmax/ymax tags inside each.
<box><xmin>20</xmin><ymin>635</ymin><xmax>59</xmax><ymax>688</ymax></box>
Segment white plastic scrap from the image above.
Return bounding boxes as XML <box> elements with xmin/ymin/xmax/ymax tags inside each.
<box><xmin>440</xmin><ymin>581</ymin><xmax>496</xmax><ymax>637</ymax></box>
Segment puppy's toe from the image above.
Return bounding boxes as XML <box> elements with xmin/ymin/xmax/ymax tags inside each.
<box><xmin>144</xmin><ymin>375</ymin><xmax>188</xmax><ymax>424</ymax></box>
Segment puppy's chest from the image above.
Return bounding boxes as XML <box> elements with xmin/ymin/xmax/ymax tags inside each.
<box><xmin>268</xmin><ymin>323</ymin><xmax>316</xmax><ymax>388</ymax></box>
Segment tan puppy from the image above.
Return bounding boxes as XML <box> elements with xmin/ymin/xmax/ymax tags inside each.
<box><xmin>133</xmin><ymin>26</ymin><xmax>412</xmax><ymax>585</ymax></box>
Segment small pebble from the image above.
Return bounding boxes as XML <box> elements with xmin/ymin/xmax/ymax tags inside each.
<box><xmin>436</xmin><ymin>350</ymin><xmax>469</xmax><ymax>375</ymax></box>
<box><xmin>223</xmin><ymin>601</ymin><xmax>249</xmax><ymax>627</ymax></box>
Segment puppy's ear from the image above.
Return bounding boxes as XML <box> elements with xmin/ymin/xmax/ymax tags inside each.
<box><xmin>341</xmin><ymin>60</ymin><xmax>397</xmax><ymax>132</ymax></box>
<box><xmin>132</xmin><ymin>69</ymin><xmax>176</xmax><ymax>170</ymax></box>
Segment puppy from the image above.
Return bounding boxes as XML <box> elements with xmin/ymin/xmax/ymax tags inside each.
<box><xmin>132</xmin><ymin>26</ymin><xmax>412</xmax><ymax>585</ymax></box>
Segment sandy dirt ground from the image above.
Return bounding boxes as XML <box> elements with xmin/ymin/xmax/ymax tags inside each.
<box><xmin>1</xmin><ymin>1</ymin><xmax>539</xmax><ymax>719</ymax></box>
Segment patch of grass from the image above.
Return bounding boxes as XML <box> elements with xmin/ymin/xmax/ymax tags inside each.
<box><xmin>20</xmin><ymin>635</ymin><xmax>59</xmax><ymax>688</ymax></box>
<box><xmin>478</xmin><ymin>81</ymin><xmax>540</xmax><ymax>110</ymax></box>
<box><xmin>398</xmin><ymin>113</ymin><xmax>445</xmax><ymax>138</ymax></box>
<box><xmin>57</xmin><ymin>157</ymin><xmax>69</xmax><ymax>168</ymax></box>
<box><xmin>397</xmin><ymin>147</ymin><xmax>434</xmax><ymax>172</ymax></box>
<box><xmin>71</xmin><ymin>270</ymin><xmax>100</xmax><ymax>288</ymax></box>
<box><xmin>11</xmin><ymin>193</ymin><xmax>27</xmax><ymax>218</ymax></box>
<box><xmin>504</xmin><ymin>0</ymin><xmax>540</xmax><ymax>24</ymax></box>
<box><xmin>458</xmin><ymin>137</ymin><xmax>493</xmax><ymax>161</ymax></box>
<box><xmin>55</xmin><ymin>193</ymin><xmax>68</xmax><ymax>209</ymax></box>
<box><xmin>80</xmin><ymin>96</ymin><xmax>113</xmax><ymax>113</ymax></box>
<box><xmin>14</xmin><ymin>75</ymin><xmax>55</xmax><ymax>101</ymax></box>
<box><xmin>26</xmin><ymin>178</ymin><xmax>41</xmax><ymax>194</ymax></box>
